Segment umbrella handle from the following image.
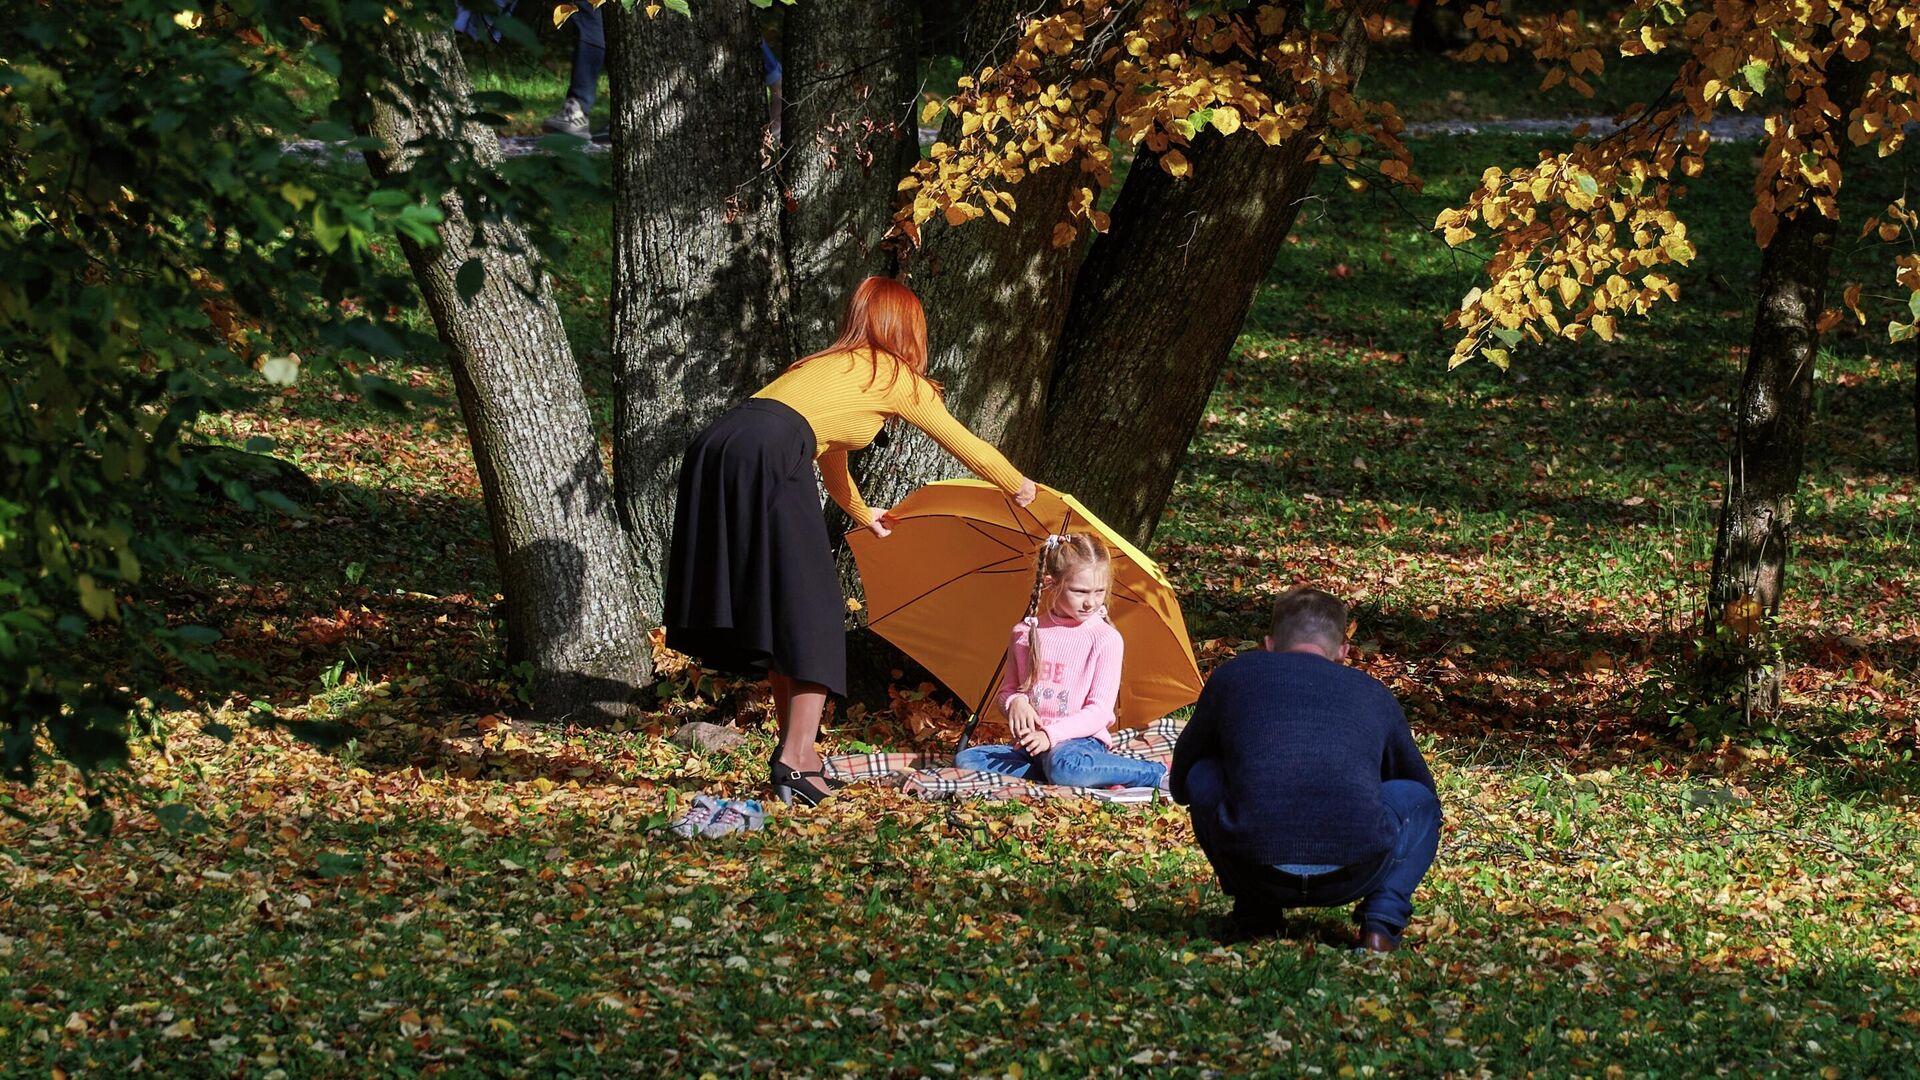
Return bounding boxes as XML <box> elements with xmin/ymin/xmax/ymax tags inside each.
<box><xmin>956</xmin><ymin>649</ymin><xmax>1011</xmax><ymax>756</ymax></box>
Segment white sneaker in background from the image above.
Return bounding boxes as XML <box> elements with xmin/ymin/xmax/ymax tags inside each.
<box><xmin>541</xmin><ymin>97</ymin><xmax>590</xmax><ymax>140</ymax></box>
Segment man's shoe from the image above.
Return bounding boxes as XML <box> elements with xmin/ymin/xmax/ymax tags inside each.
<box><xmin>1357</xmin><ymin>927</ymin><xmax>1399</xmax><ymax>953</ymax></box>
<box><xmin>541</xmin><ymin>97</ymin><xmax>591</xmax><ymax>140</ymax></box>
<box><xmin>1227</xmin><ymin>900</ymin><xmax>1288</xmax><ymax>941</ymax></box>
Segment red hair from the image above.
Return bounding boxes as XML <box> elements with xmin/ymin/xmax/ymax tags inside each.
<box><xmin>788</xmin><ymin>276</ymin><xmax>941</xmax><ymax>396</ymax></box>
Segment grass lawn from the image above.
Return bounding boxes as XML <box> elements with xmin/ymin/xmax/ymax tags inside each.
<box><xmin>5</xmin><ymin>89</ymin><xmax>1920</xmax><ymax>1078</ymax></box>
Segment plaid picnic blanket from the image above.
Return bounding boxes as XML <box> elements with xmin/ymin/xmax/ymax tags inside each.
<box><xmin>823</xmin><ymin>717</ymin><xmax>1184</xmax><ymax>804</ymax></box>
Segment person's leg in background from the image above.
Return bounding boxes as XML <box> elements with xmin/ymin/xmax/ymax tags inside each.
<box><xmin>543</xmin><ymin>2</ymin><xmax>605</xmax><ymax>138</ymax></box>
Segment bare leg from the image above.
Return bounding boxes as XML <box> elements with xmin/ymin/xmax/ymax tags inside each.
<box><xmin>770</xmin><ymin>672</ymin><xmax>792</xmax><ymax>730</ymax></box>
<box><xmin>771</xmin><ymin>676</ymin><xmax>828</xmax><ymax>774</ymax></box>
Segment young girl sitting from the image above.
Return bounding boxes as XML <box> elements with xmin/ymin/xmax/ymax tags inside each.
<box><xmin>953</xmin><ymin>534</ymin><xmax>1170</xmax><ymax>790</ymax></box>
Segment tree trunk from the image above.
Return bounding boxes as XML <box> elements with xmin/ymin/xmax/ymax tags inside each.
<box><xmin>362</xmin><ymin>26</ymin><xmax>651</xmax><ymax>722</ymax></box>
<box><xmin>1409</xmin><ymin>0</ymin><xmax>1468</xmax><ymax>53</ymax></box>
<box><xmin>1705</xmin><ymin>57</ymin><xmax>1866</xmax><ymax>709</ymax></box>
<box><xmin>1039</xmin><ymin>0</ymin><xmax>1385</xmax><ymax>546</ymax></box>
<box><xmin>839</xmin><ymin>0</ymin><xmax>1082</xmax><ymax>535</ymax></box>
<box><xmin>607</xmin><ymin>2</ymin><xmax>791</xmax><ymax>619</ymax></box>
<box><xmin>830</xmin><ymin>0</ymin><xmax>1083</xmax><ymax>697</ymax></box>
<box><xmin>781</xmin><ymin>0</ymin><xmax>919</xmax><ymax>354</ymax></box>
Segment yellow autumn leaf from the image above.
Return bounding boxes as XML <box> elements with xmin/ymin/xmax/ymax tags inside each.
<box><xmin>172</xmin><ymin>9</ymin><xmax>202</xmax><ymax>28</ymax></box>
<box><xmin>1591</xmin><ymin>314</ymin><xmax>1617</xmax><ymax>341</ymax></box>
<box><xmin>1050</xmin><ymin>222</ymin><xmax>1078</xmax><ymax>248</ymax></box>
<box><xmin>1211</xmin><ymin>107</ymin><xmax>1241</xmax><ymax>135</ymax></box>
<box><xmin>553</xmin><ymin>3</ymin><xmax>576</xmax><ymax>27</ymax></box>
<box><xmin>1160</xmin><ymin>149</ymin><xmax>1191</xmax><ymax>178</ymax></box>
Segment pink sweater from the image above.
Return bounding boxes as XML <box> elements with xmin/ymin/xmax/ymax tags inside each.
<box><xmin>995</xmin><ymin>611</ymin><xmax>1125</xmax><ymax>746</ymax></box>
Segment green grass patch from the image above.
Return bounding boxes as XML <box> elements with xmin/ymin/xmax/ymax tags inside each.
<box><xmin>7</xmin><ymin>61</ymin><xmax>1920</xmax><ymax>1076</ymax></box>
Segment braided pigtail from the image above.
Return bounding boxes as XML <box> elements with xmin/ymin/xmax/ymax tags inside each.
<box><xmin>1019</xmin><ymin>535</ymin><xmax>1058</xmax><ymax>693</ymax></box>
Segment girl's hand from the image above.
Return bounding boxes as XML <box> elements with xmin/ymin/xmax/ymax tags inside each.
<box><xmin>866</xmin><ymin>510</ymin><xmax>896</xmax><ymax>539</ymax></box>
<box><xmin>1007</xmin><ymin>694</ymin><xmax>1039</xmax><ymax>736</ymax></box>
<box><xmin>1013</xmin><ymin>478</ymin><xmax>1037</xmax><ymax>507</ymax></box>
<box><xmin>1016</xmin><ymin>727</ymin><xmax>1052</xmax><ymax>755</ymax></box>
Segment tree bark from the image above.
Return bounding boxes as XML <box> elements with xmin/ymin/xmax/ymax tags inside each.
<box><xmin>840</xmin><ymin>0</ymin><xmax>1082</xmax><ymax>530</ymax></box>
<box><xmin>1705</xmin><ymin>56</ymin><xmax>1866</xmax><ymax>709</ymax></box>
<box><xmin>826</xmin><ymin>0</ymin><xmax>1083</xmax><ymax>697</ymax></box>
<box><xmin>607</xmin><ymin>2</ymin><xmax>791</xmax><ymax>619</ymax></box>
<box><xmin>781</xmin><ymin>0</ymin><xmax>919</xmax><ymax>354</ymax></box>
<box><xmin>1039</xmin><ymin>0</ymin><xmax>1386</xmax><ymax>546</ymax></box>
<box><xmin>362</xmin><ymin>26</ymin><xmax>651</xmax><ymax>722</ymax></box>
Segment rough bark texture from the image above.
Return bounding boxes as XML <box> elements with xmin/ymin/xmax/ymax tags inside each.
<box><xmin>1706</xmin><ymin>57</ymin><xmax>1865</xmax><ymax>708</ymax></box>
<box><xmin>838</xmin><ymin>0</ymin><xmax>1082</xmax><ymax>539</ymax></box>
<box><xmin>833</xmin><ymin>0</ymin><xmax>1082</xmax><ymax>698</ymax></box>
<box><xmin>608</xmin><ymin>2</ymin><xmax>791</xmax><ymax>619</ymax></box>
<box><xmin>1039</xmin><ymin>0</ymin><xmax>1386</xmax><ymax>546</ymax></box>
<box><xmin>363</xmin><ymin>27</ymin><xmax>651</xmax><ymax>722</ymax></box>
<box><xmin>781</xmin><ymin>0</ymin><xmax>919</xmax><ymax>353</ymax></box>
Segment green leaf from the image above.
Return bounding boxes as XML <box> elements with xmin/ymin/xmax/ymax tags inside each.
<box><xmin>172</xmin><ymin>625</ymin><xmax>222</xmax><ymax>645</ymax></box>
<box><xmin>311</xmin><ymin>203</ymin><xmax>347</xmax><ymax>253</ymax></box>
<box><xmin>155</xmin><ymin>804</ymin><xmax>209</xmax><ymax>835</ymax></box>
<box><xmin>661</xmin><ymin>0</ymin><xmax>691</xmax><ymax>13</ymax></box>
<box><xmin>257</xmin><ymin>489</ymin><xmax>310</xmax><ymax>518</ymax></box>
<box><xmin>1741</xmin><ymin>62</ymin><xmax>1768</xmax><ymax>93</ymax></box>
<box><xmin>76</xmin><ymin>574</ymin><xmax>118</xmax><ymax>621</ymax></box>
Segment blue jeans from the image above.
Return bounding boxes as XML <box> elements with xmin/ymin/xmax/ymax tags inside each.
<box><xmin>1185</xmin><ymin>759</ymin><xmax>1440</xmax><ymax>944</ymax></box>
<box><xmin>564</xmin><ymin>2</ymin><xmax>605</xmax><ymax>109</ymax></box>
<box><xmin>956</xmin><ymin>737</ymin><xmax>1168</xmax><ymax>789</ymax></box>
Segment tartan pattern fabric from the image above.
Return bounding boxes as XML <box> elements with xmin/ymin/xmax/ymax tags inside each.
<box><xmin>822</xmin><ymin>716</ymin><xmax>1184</xmax><ymax>804</ymax></box>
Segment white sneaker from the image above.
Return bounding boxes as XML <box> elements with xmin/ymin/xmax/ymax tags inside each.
<box><xmin>541</xmin><ymin>97</ymin><xmax>590</xmax><ymax>140</ymax></box>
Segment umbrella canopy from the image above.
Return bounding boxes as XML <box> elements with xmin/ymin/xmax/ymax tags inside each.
<box><xmin>847</xmin><ymin>480</ymin><xmax>1202</xmax><ymax>730</ymax></box>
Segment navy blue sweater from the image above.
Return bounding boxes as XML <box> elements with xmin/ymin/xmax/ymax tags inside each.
<box><xmin>1171</xmin><ymin>650</ymin><xmax>1435</xmax><ymax>867</ymax></box>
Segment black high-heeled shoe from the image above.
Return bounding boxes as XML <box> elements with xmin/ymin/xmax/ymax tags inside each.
<box><xmin>768</xmin><ymin>750</ymin><xmax>842</xmax><ymax>806</ymax></box>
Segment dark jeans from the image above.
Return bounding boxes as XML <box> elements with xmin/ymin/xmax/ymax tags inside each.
<box><xmin>956</xmin><ymin>737</ymin><xmax>1167</xmax><ymax>789</ymax></box>
<box><xmin>564</xmin><ymin>2</ymin><xmax>605</xmax><ymax>109</ymax></box>
<box><xmin>1185</xmin><ymin>759</ymin><xmax>1441</xmax><ymax>944</ymax></box>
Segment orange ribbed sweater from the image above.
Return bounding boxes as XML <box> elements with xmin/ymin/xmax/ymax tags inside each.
<box><xmin>753</xmin><ymin>350</ymin><xmax>1025</xmax><ymax>525</ymax></box>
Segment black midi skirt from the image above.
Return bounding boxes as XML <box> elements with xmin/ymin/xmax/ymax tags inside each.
<box><xmin>663</xmin><ymin>398</ymin><xmax>847</xmax><ymax>696</ymax></box>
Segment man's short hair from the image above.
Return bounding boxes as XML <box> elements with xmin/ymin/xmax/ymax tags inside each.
<box><xmin>1269</xmin><ymin>588</ymin><xmax>1348</xmax><ymax>653</ymax></box>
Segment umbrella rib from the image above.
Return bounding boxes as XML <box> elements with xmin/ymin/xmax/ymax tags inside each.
<box><xmin>1002</xmin><ymin>490</ymin><xmax>1045</xmax><ymax>542</ymax></box>
<box><xmin>961</xmin><ymin>518</ymin><xmax>1033</xmax><ymax>558</ymax></box>
<box><xmin>867</xmin><ymin>562</ymin><xmax>1033</xmax><ymax>629</ymax></box>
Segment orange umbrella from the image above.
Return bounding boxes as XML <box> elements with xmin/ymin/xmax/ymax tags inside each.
<box><xmin>847</xmin><ymin>480</ymin><xmax>1203</xmax><ymax>746</ymax></box>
